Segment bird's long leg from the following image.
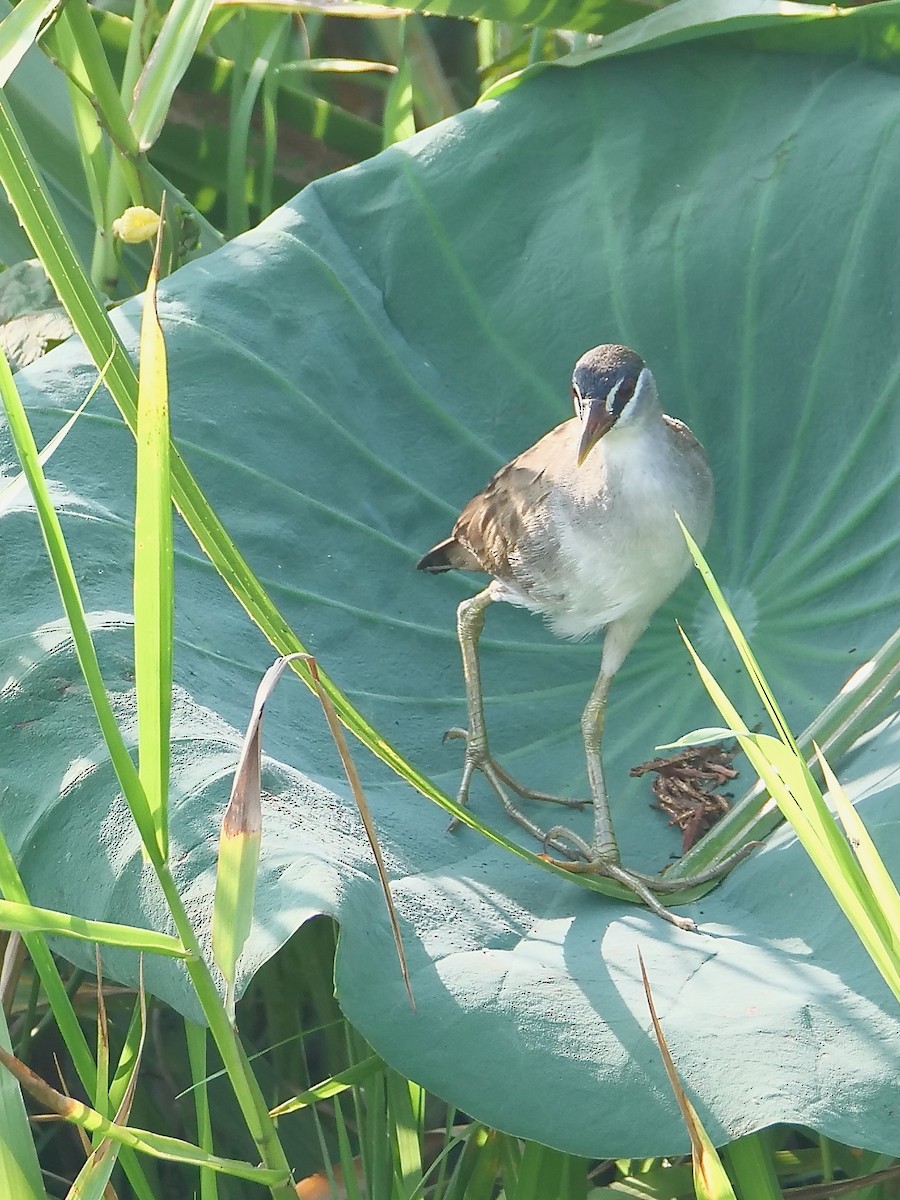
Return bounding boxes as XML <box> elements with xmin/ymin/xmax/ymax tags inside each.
<box><xmin>450</xmin><ymin>587</ymin><xmax>494</xmax><ymax>824</ymax></box>
<box><xmin>449</xmin><ymin>587</ymin><xmax>583</xmax><ymax>832</ymax></box>
<box><xmin>541</xmin><ymin>640</ymin><xmax>756</xmax><ymax>929</ymax></box>
<box><xmin>581</xmin><ymin>668</ymin><xmax>617</xmax><ymax>860</ymax></box>
<box><xmin>452</xmin><ymin>600</ymin><xmax>754</xmax><ymax>927</ymax></box>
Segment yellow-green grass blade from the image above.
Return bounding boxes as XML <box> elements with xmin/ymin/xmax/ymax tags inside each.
<box><xmin>0</xmin><ymin>1003</ymin><xmax>45</xmax><ymax>1200</ymax></box>
<box><xmin>0</xmin><ymin>348</ymin><xmax>160</xmax><ymax>859</ymax></box>
<box><xmin>679</xmin><ymin>630</ymin><xmax>900</xmax><ymax>1002</ymax></box>
<box><xmin>269</xmin><ymin>1054</ymin><xmax>384</xmax><ymax>1118</ymax></box>
<box><xmin>382</xmin><ymin>25</ymin><xmax>415</xmax><ymax>148</ymax></box>
<box><xmin>386</xmin><ymin>1069</ymin><xmax>424</xmax><ymax>1195</ymax></box>
<box><xmin>0</xmin><ymin>827</ymin><xmax>156</xmax><ymax>1199</ymax></box>
<box><xmin>134</xmin><ymin>229</ymin><xmax>173</xmax><ymax>862</ymax></box>
<box><xmin>213</xmin><ymin>806</ymin><xmax>260</xmax><ymax>1022</ymax></box>
<box><xmin>453</xmin><ymin>1127</ymin><xmax>501</xmax><ymax>1200</ymax></box>
<box><xmin>514</xmin><ymin>1141</ymin><xmax>587</xmax><ymax>1200</ymax></box>
<box><xmin>721</xmin><ymin>1133</ymin><xmax>782</xmax><ymax>1200</ymax></box>
<box><xmin>678</xmin><ymin>631</ymin><xmax>860</xmax><ymax>890</ymax></box>
<box><xmin>0</xmin><ymin>0</ymin><xmax>60</xmax><ymax>87</ymax></box>
<box><xmin>0</xmin><ymin>1039</ymin><xmax>286</xmax><ymax>1184</ymax></box>
<box><xmin>677</xmin><ymin>515</ymin><xmax>798</xmax><ymax>751</ymax></box>
<box><xmin>676</xmin><ymin>601</ymin><xmax>898</xmax><ymax>952</ymax></box>
<box><xmin>639</xmin><ymin>951</ymin><xmax>736</xmax><ymax>1200</ymax></box>
<box><xmin>108</xmin><ymin>994</ymin><xmax>143</xmax><ymax>1114</ymax></box>
<box><xmin>332</xmin><ymin>1092</ymin><xmax>364</xmax><ymax>1200</ymax></box>
<box><xmin>817</xmin><ymin>744</ymin><xmax>900</xmax><ymax>955</ymax></box>
<box><xmin>65</xmin><ymin>1140</ymin><xmax>117</xmax><ymax>1200</ymax></box>
<box><xmin>0</xmin><ymin>897</ymin><xmax>188</xmax><ymax>957</ymax></box>
<box><xmin>670</xmin><ymin>623</ymin><xmax>900</xmax><ymax>882</ymax></box>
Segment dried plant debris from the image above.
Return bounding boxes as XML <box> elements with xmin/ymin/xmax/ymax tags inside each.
<box><xmin>631</xmin><ymin>741</ymin><xmax>739</xmax><ymax>852</ymax></box>
<box><xmin>0</xmin><ymin>260</ymin><xmax>73</xmax><ymax>370</ymax></box>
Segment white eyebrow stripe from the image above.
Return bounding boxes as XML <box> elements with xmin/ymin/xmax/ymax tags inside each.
<box><xmin>605</xmin><ymin>378</ymin><xmax>623</xmax><ymax>413</ymax></box>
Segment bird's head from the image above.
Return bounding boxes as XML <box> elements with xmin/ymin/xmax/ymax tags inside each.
<box><xmin>571</xmin><ymin>344</ymin><xmax>653</xmax><ymax>466</ymax></box>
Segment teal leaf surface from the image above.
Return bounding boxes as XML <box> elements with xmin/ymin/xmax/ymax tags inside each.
<box><xmin>7</xmin><ymin>44</ymin><xmax>900</xmax><ymax>1156</ymax></box>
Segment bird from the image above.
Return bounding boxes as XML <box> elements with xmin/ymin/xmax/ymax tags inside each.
<box><xmin>417</xmin><ymin>344</ymin><xmax>749</xmax><ymax>930</ymax></box>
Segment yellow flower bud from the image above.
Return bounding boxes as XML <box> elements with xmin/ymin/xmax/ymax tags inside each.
<box><xmin>111</xmin><ymin>206</ymin><xmax>160</xmax><ymax>244</ymax></box>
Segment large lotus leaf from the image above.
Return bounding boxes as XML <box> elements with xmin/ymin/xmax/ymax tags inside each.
<box><xmin>5</xmin><ymin>43</ymin><xmax>900</xmax><ymax>1157</ymax></box>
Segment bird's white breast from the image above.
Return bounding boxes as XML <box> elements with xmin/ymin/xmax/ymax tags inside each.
<box><xmin>495</xmin><ymin>416</ymin><xmax>713</xmax><ymax>640</ymax></box>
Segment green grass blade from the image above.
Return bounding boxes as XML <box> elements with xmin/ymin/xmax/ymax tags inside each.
<box><xmin>0</xmin><ymin>830</ymin><xmax>156</xmax><ymax>1199</ymax></box>
<box><xmin>382</xmin><ymin>20</ymin><xmax>415</xmax><ymax>147</ymax></box>
<box><xmin>670</xmin><ymin>578</ymin><xmax>900</xmax><ymax>882</ymax></box>
<box><xmin>452</xmin><ymin>1127</ymin><xmax>501</xmax><ymax>1200</ymax></box>
<box><xmin>816</xmin><ymin>744</ymin><xmax>900</xmax><ymax>950</ymax></box>
<box><xmin>387</xmin><ymin>1069</ymin><xmax>424</xmax><ymax>1196</ymax></box>
<box><xmin>185</xmin><ymin>1022</ymin><xmax>219</xmax><ymax>1200</ymax></box>
<box><xmin>0</xmin><ymin>348</ymin><xmax>159</xmax><ymax>856</ymax></box>
<box><xmin>0</xmin><ymin>362</ymin><xmax>103</xmax><ymax>516</ymax></box>
<box><xmin>332</xmin><ymin>1092</ymin><xmax>364</xmax><ymax>1200</ymax></box>
<box><xmin>677</xmin><ymin>515</ymin><xmax>799</xmax><ymax>750</ymax></box>
<box><xmin>47</xmin><ymin>0</ymin><xmax>140</xmax><ymax>157</ymax></box>
<box><xmin>721</xmin><ymin>1132</ymin><xmax>781</xmax><ymax>1200</ymax></box>
<box><xmin>0</xmin><ymin>0</ymin><xmax>60</xmax><ymax>86</ymax></box>
<box><xmin>0</xmin><ymin>1004</ymin><xmax>45</xmax><ymax>1199</ymax></box>
<box><xmin>134</xmin><ymin>232</ymin><xmax>174</xmax><ymax>862</ymax></box>
<box><xmin>0</xmin><ymin>897</ymin><xmax>189</xmax><ymax>957</ymax></box>
<box><xmin>680</xmin><ymin>631</ymin><xmax>900</xmax><ymax>1002</ymax></box>
<box><xmin>67</xmin><ymin>964</ymin><xmax>146</xmax><ymax>1200</ymax></box>
<box><xmin>130</xmin><ymin>0</ymin><xmax>215</xmax><ymax>150</ymax></box>
<box><xmin>0</xmin><ymin>1039</ymin><xmax>285</xmax><ymax>1184</ymax></box>
<box><xmin>226</xmin><ymin>15</ymin><xmax>288</xmax><ymax>236</ymax></box>
<box><xmin>515</xmin><ymin>1142</ymin><xmax>586</xmax><ymax>1200</ymax></box>
<box><xmin>269</xmin><ymin>1054</ymin><xmax>384</xmax><ymax>1117</ymax></box>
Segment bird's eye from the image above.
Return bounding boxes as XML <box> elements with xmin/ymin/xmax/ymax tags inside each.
<box><xmin>606</xmin><ymin>375</ymin><xmax>637</xmax><ymax>416</ymax></box>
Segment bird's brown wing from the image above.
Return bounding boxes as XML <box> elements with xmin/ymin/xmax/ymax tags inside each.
<box><xmin>661</xmin><ymin>414</ymin><xmax>713</xmax><ymax>490</ymax></box>
<box><xmin>418</xmin><ymin>420</ymin><xmax>575</xmax><ymax>578</ymax></box>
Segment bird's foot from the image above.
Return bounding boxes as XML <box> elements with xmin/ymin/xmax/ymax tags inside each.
<box><xmin>443</xmin><ymin>729</ymin><xmax>582</xmax><ymax>854</ymax></box>
<box><xmin>443</xmin><ymin>728</ymin><xmax>587</xmax><ymax>814</ymax></box>
<box><xmin>540</xmin><ymin>825</ymin><xmax>757</xmax><ymax>932</ymax></box>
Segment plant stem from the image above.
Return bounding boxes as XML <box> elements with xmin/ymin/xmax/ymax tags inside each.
<box><xmin>153</xmin><ymin>868</ymin><xmax>295</xmax><ymax>1197</ymax></box>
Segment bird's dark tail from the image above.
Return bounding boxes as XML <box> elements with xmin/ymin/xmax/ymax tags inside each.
<box><xmin>417</xmin><ymin>537</ymin><xmax>479</xmax><ymax>573</ymax></box>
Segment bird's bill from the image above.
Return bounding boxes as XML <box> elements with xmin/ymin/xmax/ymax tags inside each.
<box><xmin>576</xmin><ymin>400</ymin><xmax>617</xmax><ymax>466</ymax></box>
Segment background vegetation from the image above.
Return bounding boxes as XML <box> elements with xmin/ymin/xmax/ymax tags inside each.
<box><xmin>0</xmin><ymin>0</ymin><xmax>899</xmax><ymax>1197</ymax></box>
